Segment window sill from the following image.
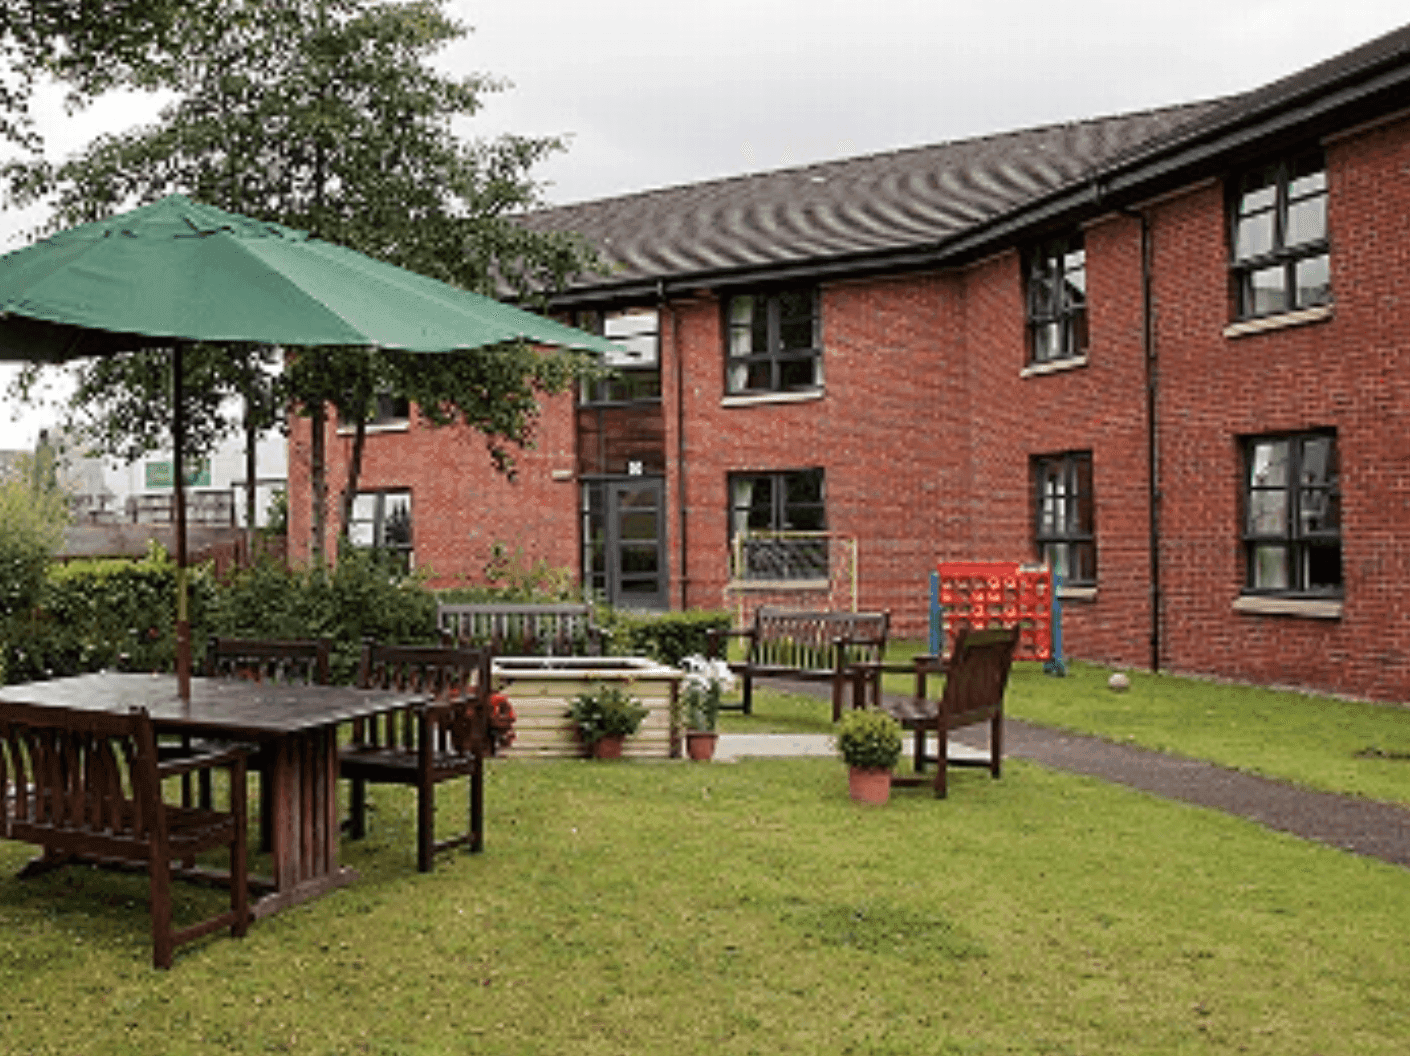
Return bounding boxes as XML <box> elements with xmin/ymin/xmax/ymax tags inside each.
<box><xmin>1232</xmin><ymin>595</ymin><xmax>1343</xmax><ymax>619</ymax></box>
<box><xmin>721</xmin><ymin>389</ymin><xmax>825</xmax><ymax>409</ymax></box>
<box><xmin>727</xmin><ymin>578</ymin><xmax>830</xmax><ymax>592</ymax></box>
<box><xmin>336</xmin><ymin>420</ymin><xmax>410</xmax><ymax>436</ymax></box>
<box><xmin>1223</xmin><ymin>304</ymin><xmax>1334</xmax><ymax>339</ymax></box>
<box><xmin>1020</xmin><ymin>355</ymin><xmax>1088</xmax><ymax>379</ymax></box>
<box><xmin>1058</xmin><ymin>586</ymin><xmax>1097</xmax><ymax>602</ymax></box>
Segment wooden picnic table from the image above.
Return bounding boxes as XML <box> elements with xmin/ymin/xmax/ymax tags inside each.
<box><xmin>0</xmin><ymin>671</ymin><xmax>428</xmax><ymax>919</ymax></box>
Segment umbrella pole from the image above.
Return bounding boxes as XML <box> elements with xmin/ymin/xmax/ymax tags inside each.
<box><xmin>173</xmin><ymin>342</ymin><xmax>192</xmax><ymax>701</ymax></box>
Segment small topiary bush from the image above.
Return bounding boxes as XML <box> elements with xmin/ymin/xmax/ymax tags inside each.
<box><xmin>836</xmin><ymin>709</ymin><xmax>903</xmax><ymax>771</ymax></box>
<box><xmin>603</xmin><ymin>608</ymin><xmax>732</xmax><ymax>667</ymax></box>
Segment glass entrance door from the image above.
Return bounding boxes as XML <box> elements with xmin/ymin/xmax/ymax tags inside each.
<box><xmin>583</xmin><ymin>477</ymin><xmax>667</xmax><ymax>610</ymax></box>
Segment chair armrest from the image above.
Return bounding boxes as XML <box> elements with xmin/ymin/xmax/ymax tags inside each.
<box><xmin>157</xmin><ymin>743</ymin><xmax>252</xmax><ymax>778</ymax></box>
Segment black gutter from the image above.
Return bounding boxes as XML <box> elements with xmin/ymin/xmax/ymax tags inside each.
<box><xmin>1123</xmin><ymin>205</ymin><xmax>1162</xmax><ymax>674</ymax></box>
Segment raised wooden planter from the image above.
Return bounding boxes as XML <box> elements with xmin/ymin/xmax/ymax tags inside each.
<box><xmin>492</xmin><ymin>657</ymin><xmax>682</xmax><ymax>759</ymax></box>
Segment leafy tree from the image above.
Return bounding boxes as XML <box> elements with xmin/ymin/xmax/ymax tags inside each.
<box><xmin>3</xmin><ymin>0</ymin><xmax>602</xmax><ymax>563</ymax></box>
<box><xmin>0</xmin><ymin>0</ymin><xmax>194</xmax><ymax>148</ymax></box>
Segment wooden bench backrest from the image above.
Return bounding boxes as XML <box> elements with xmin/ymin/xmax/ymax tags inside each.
<box><xmin>0</xmin><ymin>702</ymin><xmax>161</xmax><ymax>847</ymax></box>
<box><xmin>355</xmin><ymin>643</ymin><xmax>492</xmax><ymax>755</ymax></box>
<box><xmin>206</xmin><ymin>637</ymin><xmax>330</xmax><ymax>685</ymax></box>
<box><xmin>941</xmin><ymin>625</ymin><xmax>1020</xmax><ymax>722</ymax></box>
<box><xmin>752</xmin><ymin>608</ymin><xmax>890</xmax><ymax>670</ymax></box>
<box><xmin>437</xmin><ymin>603</ymin><xmax>601</xmax><ymax>656</ymax></box>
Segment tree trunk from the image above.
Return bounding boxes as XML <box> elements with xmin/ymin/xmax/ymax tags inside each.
<box><xmin>338</xmin><ymin>418</ymin><xmax>368</xmax><ymax>543</ymax></box>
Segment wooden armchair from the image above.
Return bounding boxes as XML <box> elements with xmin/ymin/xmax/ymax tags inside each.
<box><xmin>0</xmin><ymin>701</ymin><xmax>249</xmax><ymax>969</ymax></box>
<box><xmin>198</xmin><ymin>637</ymin><xmax>330</xmax><ymax>851</ymax></box>
<box><xmin>881</xmin><ymin>625</ymin><xmax>1020</xmax><ymax>798</ymax></box>
<box><xmin>340</xmin><ymin>642</ymin><xmax>493</xmax><ymax>872</ymax></box>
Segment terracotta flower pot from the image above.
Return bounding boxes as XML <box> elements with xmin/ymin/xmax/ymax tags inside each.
<box><xmin>848</xmin><ymin>766</ymin><xmax>892</xmax><ymax>804</ymax></box>
<box><xmin>592</xmin><ymin>736</ymin><xmax>625</xmax><ymax>759</ymax></box>
<box><xmin>686</xmin><ymin>731</ymin><xmax>718</xmax><ymax>761</ymax></box>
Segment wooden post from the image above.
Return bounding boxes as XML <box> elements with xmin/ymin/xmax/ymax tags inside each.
<box><xmin>173</xmin><ymin>343</ymin><xmax>191</xmax><ymax>701</ymax></box>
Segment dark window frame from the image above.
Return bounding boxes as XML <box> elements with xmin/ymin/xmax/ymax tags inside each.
<box><xmin>724</xmin><ymin>288</ymin><xmax>822</xmax><ymax>396</ymax></box>
<box><xmin>1025</xmin><ymin>232</ymin><xmax>1088</xmax><ymax>364</ymax></box>
<box><xmin>727</xmin><ymin>468</ymin><xmax>827</xmax><ymax>581</ymax></box>
<box><xmin>1229</xmin><ymin>149</ymin><xmax>1331</xmax><ymax>320</ymax></box>
<box><xmin>1241</xmin><ymin>430</ymin><xmax>1341</xmax><ymax>597</ymax></box>
<box><xmin>1033</xmin><ymin>451</ymin><xmax>1096</xmax><ymax>587</ymax></box>
<box><xmin>575</xmin><ymin>307</ymin><xmax>663</xmax><ymax>407</ymax></box>
<box><xmin>348</xmin><ymin>488</ymin><xmax>413</xmax><ymax>571</ymax></box>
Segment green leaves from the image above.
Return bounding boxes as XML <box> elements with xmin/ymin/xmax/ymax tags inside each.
<box><xmin>835</xmin><ymin>709</ymin><xmax>903</xmax><ymax>770</ymax></box>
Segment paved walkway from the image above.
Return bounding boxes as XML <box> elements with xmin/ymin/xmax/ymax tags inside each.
<box><xmin>716</xmin><ymin>716</ymin><xmax>1410</xmax><ymax>870</ymax></box>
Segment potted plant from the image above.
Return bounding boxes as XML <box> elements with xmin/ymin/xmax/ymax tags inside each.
<box><xmin>567</xmin><ymin>682</ymin><xmax>649</xmax><ymax>759</ymax></box>
<box><xmin>836</xmin><ymin>709</ymin><xmax>903</xmax><ymax>804</ymax></box>
<box><xmin>678</xmin><ymin>655</ymin><xmax>736</xmax><ymax>761</ymax></box>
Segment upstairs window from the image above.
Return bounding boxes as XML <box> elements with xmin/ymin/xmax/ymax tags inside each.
<box><xmin>339</xmin><ymin>393</ymin><xmax>409</xmax><ymax>430</ymax></box>
<box><xmin>1230</xmin><ymin>151</ymin><xmax>1330</xmax><ymax>319</ymax></box>
<box><xmin>725</xmin><ymin>289</ymin><xmax>821</xmax><ymax>395</ymax></box>
<box><xmin>578</xmin><ymin>307</ymin><xmax>662</xmax><ymax>405</ymax></box>
<box><xmin>1033</xmin><ymin>452</ymin><xmax>1096</xmax><ymax>587</ymax></box>
<box><xmin>1243</xmin><ymin>432</ymin><xmax>1340</xmax><ymax>596</ymax></box>
<box><xmin>1026</xmin><ymin>233</ymin><xmax>1087</xmax><ymax>364</ymax></box>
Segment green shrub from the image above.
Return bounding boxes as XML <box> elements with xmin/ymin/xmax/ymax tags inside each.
<box><xmin>2</xmin><ymin>546</ymin><xmax>215</xmax><ymax>683</ymax></box>
<box><xmin>604</xmin><ymin>608</ymin><xmax>732</xmax><ymax>666</ymax></box>
<box><xmin>0</xmin><ymin>476</ymin><xmax>67</xmax><ymax>622</ymax></box>
<box><xmin>836</xmin><ymin>709</ymin><xmax>903</xmax><ymax>770</ymax></box>
<box><xmin>210</xmin><ymin>549</ymin><xmax>437</xmax><ymax>681</ymax></box>
<box><xmin>567</xmin><ymin>683</ymin><xmax>649</xmax><ymax>747</ymax></box>
<box><xmin>435</xmin><ymin>541</ymin><xmax>580</xmax><ymax>603</ymax></box>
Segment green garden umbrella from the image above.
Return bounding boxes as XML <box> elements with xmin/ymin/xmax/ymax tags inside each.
<box><xmin>0</xmin><ymin>194</ymin><xmax>616</xmax><ymax>694</ymax></box>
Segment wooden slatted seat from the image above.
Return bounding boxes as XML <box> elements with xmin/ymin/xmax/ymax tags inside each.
<box><xmin>882</xmin><ymin>625</ymin><xmax>1019</xmax><ymax>798</ymax></box>
<box><xmin>437</xmin><ymin>602</ymin><xmax>608</xmax><ymax>656</ymax></box>
<box><xmin>707</xmin><ymin>607</ymin><xmax>890</xmax><ymax>720</ymax></box>
<box><xmin>340</xmin><ymin>642</ymin><xmax>492</xmax><ymax>872</ymax></box>
<box><xmin>0</xmin><ymin>701</ymin><xmax>249</xmax><ymax>969</ymax></box>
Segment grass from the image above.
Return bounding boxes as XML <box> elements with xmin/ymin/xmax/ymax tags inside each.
<box><xmin>2</xmin><ymin>759</ymin><xmax>1408</xmax><ymax>1055</ymax></box>
<box><xmin>719</xmin><ymin>641</ymin><xmax>1410</xmax><ymax>806</ymax></box>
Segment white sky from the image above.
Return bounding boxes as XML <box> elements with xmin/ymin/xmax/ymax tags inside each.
<box><xmin>2</xmin><ymin>0</ymin><xmax>1408</xmax><ymax>449</ymax></box>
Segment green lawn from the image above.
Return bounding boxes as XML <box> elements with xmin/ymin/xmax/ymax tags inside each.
<box><xmin>2</xmin><ymin>759</ymin><xmax>1407</xmax><ymax>1055</ymax></box>
<box><xmin>721</xmin><ymin>642</ymin><xmax>1410</xmax><ymax>806</ymax></box>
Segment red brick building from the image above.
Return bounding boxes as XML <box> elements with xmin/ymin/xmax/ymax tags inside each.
<box><xmin>288</xmin><ymin>25</ymin><xmax>1410</xmax><ymax>701</ymax></box>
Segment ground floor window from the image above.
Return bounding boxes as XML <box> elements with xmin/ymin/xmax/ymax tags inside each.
<box><xmin>349</xmin><ymin>489</ymin><xmax>413</xmax><ymax>570</ymax></box>
<box><xmin>1243</xmin><ymin>431</ymin><xmax>1340</xmax><ymax>595</ymax></box>
<box><xmin>1033</xmin><ymin>452</ymin><xmax>1095</xmax><ymax>586</ymax></box>
<box><xmin>728</xmin><ymin>468</ymin><xmax>827</xmax><ymax>580</ymax></box>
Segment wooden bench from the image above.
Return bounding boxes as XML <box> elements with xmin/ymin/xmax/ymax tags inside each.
<box><xmin>0</xmin><ymin>701</ymin><xmax>250</xmax><ymax>969</ymax></box>
<box><xmin>707</xmin><ymin>607</ymin><xmax>890</xmax><ymax>721</ymax></box>
<box><xmin>880</xmin><ymin>625</ymin><xmax>1019</xmax><ymax>798</ymax></box>
<box><xmin>437</xmin><ymin>602</ymin><xmax>608</xmax><ymax>656</ymax></box>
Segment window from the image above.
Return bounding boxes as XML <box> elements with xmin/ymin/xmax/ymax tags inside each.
<box><xmin>1230</xmin><ymin>151</ymin><xmax>1330</xmax><ymax>319</ymax></box>
<box><xmin>349</xmin><ymin>489</ymin><xmax>413</xmax><ymax>570</ymax></box>
<box><xmin>725</xmin><ymin>289</ymin><xmax>821</xmax><ymax>395</ymax></box>
<box><xmin>1026</xmin><ymin>233</ymin><xmax>1087</xmax><ymax>364</ymax></box>
<box><xmin>339</xmin><ymin>393</ymin><xmax>409</xmax><ymax>430</ymax></box>
<box><xmin>728</xmin><ymin>469</ymin><xmax>826</xmax><ymax>580</ymax></box>
<box><xmin>577</xmin><ymin>307</ymin><xmax>662</xmax><ymax>405</ymax></box>
<box><xmin>1243</xmin><ymin>433</ymin><xmax>1340</xmax><ymax>595</ymax></box>
<box><xmin>1033</xmin><ymin>452</ymin><xmax>1095</xmax><ymax>587</ymax></box>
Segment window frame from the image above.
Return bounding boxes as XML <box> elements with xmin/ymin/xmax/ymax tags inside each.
<box><xmin>1228</xmin><ymin>149</ymin><xmax>1331</xmax><ymax>321</ymax></box>
<box><xmin>726</xmin><ymin>468</ymin><xmax>827</xmax><ymax>582</ymax></box>
<box><xmin>576</xmin><ymin>307</ymin><xmax>663</xmax><ymax>407</ymax></box>
<box><xmin>723</xmin><ymin>288</ymin><xmax>822</xmax><ymax>396</ymax></box>
<box><xmin>1032</xmin><ymin>451</ymin><xmax>1096</xmax><ymax>588</ymax></box>
<box><xmin>1241</xmin><ymin>430</ymin><xmax>1341</xmax><ymax>598</ymax></box>
<box><xmin>348</xmin><ymin>488</ymin><xmax>413</xmax><ymax>571</ymax></box>
<box><xmin>1025</xmin><ymin>232</ymin><xmax>1088</xmax><ymax>365</ymax></box>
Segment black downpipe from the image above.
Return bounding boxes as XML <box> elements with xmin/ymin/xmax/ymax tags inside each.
<box><xmin>1134</xmin><ymin>209</ymin><xmax>1161</xmax><ymax>672</ymax></box>
<box><xmin>667</xmin><ymin>283</ymin><xmax>689</xmax><ymax>609</ymax></box>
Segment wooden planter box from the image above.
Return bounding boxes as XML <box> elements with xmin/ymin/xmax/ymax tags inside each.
<box><xmin>492</xmin><ymin>657</ymin><xmax>682</xmax><ymax>759</ymax></box>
